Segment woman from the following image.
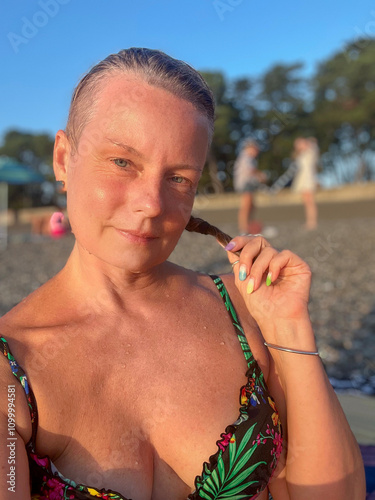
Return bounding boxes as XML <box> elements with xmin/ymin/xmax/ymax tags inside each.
<box><xmin>292</xmin><ymin>137</ymin><xmax>319</xmax><ymax>230</ymax></box>
<box><xmin>0</xmin><ymin>49</ymin><xmax>365</xmax><ymax>499</ymax></box>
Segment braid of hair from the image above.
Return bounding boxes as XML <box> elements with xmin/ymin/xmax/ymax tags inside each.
<box><xmin>185</xmin><ymin>215</ymin><xmax>235</xmax><ymax>250</ymax></box>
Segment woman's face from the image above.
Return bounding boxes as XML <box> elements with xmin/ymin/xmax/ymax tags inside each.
<box><xmin>57</xmin><ymin>74</ymin><xmax>210</xmax><ymax>272</ymax></box>
<box><xmin>294</xmin><ymin>138</ymin><xmax>307</xmax><ymax>152</ymax></box>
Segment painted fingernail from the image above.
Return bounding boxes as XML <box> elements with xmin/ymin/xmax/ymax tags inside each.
<box><xmin>239</xmin><ymin>265</ymin><xmax>247</xmax><ymax>281</ymax></box>
<box><xmin>224</xmin><ymin>241</ymin><xmax>236</xmax><ymax>251</ymax></box>
<box><xmin>266</xmin><ymin>272</ymin><xmax>272</xmax><ymax>286</ymax></box>
<box><xmin>247</xmin><ymin>278</ymin><xmax>254</xmax><ymax>294</ymax></box>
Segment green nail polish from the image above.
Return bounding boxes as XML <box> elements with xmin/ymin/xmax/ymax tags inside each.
<box><xmin>266</xmin><ymin>273</ymin><xmax>272</xmax><ymax>286</ymax></box>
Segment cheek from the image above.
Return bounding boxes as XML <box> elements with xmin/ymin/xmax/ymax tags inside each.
<box><xmin>68</xmin><ymin>179</ymin><xmax>119</xmax><ymax>228</ymax></box>
<box><xmin>163</xmin><ymin>191</ymin><xmax>195</xmax><ymax>227</ymax></box>
<box><xmin>82</xmin><ymin>178</ymin><xmax>121</xmax><ymax>209</ymax></box>
<box><xmin>174</xmin><ymin>198</ymin><xmax>194</xmax><ymax>225</ymax></box>
<box><xmin>95</xmin><ymin>187</ymin><xmax>106</xmax><ymax>201</ymax></box>
<box><xmin>87</xmin><ymin>185</ymin><xmax>115</xmax><ymax>216</ymax></box>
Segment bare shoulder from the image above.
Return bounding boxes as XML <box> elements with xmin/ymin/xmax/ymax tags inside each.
<box><xmin>0</xmin><ymin>274</ymin><xmax>83</xmax><ymax>447</ymax></box>
<box><xmin>0</xmin><ymin>324</ymin><xmax>35</xmax><ymax>447</ymax></box>
<box><xmin>0</xmin><ymin>272</ymin><xmax>67</xmax><ymax>335</ymax></box>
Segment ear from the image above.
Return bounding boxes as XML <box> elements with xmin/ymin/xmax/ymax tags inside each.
<box><xmin>53</xmin><ymin>130</ymin><xmax>71</xmax><ymax>189</ymax></box>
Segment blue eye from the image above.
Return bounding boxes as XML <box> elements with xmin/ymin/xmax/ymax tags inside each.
<box><xmin>171</xmin><ymin>176</ymin><xmax>185</xmax><ymax>184</ymax></box>
<box><xmin>113</xmin><ymin>158</ymin><xmax>128</xmax><ymax>168</ymax></box>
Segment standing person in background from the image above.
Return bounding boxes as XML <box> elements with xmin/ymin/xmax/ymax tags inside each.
<box><xmin>292</xmin><ymin>137</ymin><xmax>319</xmax><ymax>230</ymax></box>
<box><xmin>233</xmin><ymin>139</ymin><xmax>267</xmax><ymax>234</ymax></box>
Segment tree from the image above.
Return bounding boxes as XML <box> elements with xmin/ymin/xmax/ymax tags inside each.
<box><xmin>0</xmin><ymin>130</ymin><xmax>55</xmax><ymax>208</ymax></box>
<box><xmin>0</xmin><ymin>130</ymin><xmax>54</xmax><ymax>172</ymax></box>
<box><xmin>311</xmin><ymin>39</ymin><xmax>375</xmax><ymax>182</ymax></box>
<box><xmin>252</xmin><ymin>62</ymin><xmax>310</xmax><ymax>182</ymax></box>
<box><xmin>199</xmin><ymin>72</ymin><xmax>250</xmax><ymax>193</ymax></box>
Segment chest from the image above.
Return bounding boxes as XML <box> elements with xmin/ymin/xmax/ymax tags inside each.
<box><xmin>23</xmin><ymin>298</ymin><xmax>270</xmax><ymax>498</ymax></box>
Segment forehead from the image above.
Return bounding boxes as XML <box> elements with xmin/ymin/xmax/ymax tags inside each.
<box><xmin>78</xmin><ymin>74</ymin><xmax>210</xmax><ymax>161</ymax></box>
<box><xmin>90</xmin><ymin>74</ymin><xmax>207</xmax><ymax>131</ymax></box>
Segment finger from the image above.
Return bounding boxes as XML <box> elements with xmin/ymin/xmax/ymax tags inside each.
<box><xmin>225</xmin><ymin>235</ymin><xmax>269</xmax><ymax>265</ymax></box>
<box><xmin>230</xmin><ymin>259</ymin><xmax>241</xmax><ymax>276</ymax></box>
<box><xmin>231</xmin><ymin>236</ymin><xmax>271</xmax><ymax>272</ymax></box>
<box><xmin>267</xmin><ymin>250</ymin><xmax>311</xmax><ymax>285</ymax></box>
<box><xmin>230</xmin><ymin>238</ymin><xmax>272</xmax><ymax>283</ymax></box>
<box><xmin>239</xmin><ymin>247</ymin><xmax>279</xmax><ymax>293</ymax></box>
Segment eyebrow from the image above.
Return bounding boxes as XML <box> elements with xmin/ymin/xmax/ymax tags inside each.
<box><xmin>105</xmin><ymin>137</ymin><xmax>203</xmax><ymax>173</ymax></box>
<box><xmin>105</xmin><ymin>138</ymin><xmax>145</xmax><ymax>159</ymax></box>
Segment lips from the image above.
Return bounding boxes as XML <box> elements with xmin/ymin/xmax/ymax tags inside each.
<box><xmin>116</xmin><ymin>228</ymin><xmax>159</xmax><ymax>243</ymax></box>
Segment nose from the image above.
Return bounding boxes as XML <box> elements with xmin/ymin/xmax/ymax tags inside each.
<box><xmin>132</xmin><ymin>177</ymin><xmax>164</xmax><ymax>218</ymax></box>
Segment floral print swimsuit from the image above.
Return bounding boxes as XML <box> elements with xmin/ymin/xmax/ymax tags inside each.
<box><xmin>1</xmin><ymin>275</ymin><xmax>282</xmax><ymax>500</ymax></box>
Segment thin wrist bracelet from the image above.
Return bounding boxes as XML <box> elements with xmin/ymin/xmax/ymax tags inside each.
<box><xmin>264</xmin><ymin>342</ymin><xmax>320</xmax><ymax>356</ymax></box>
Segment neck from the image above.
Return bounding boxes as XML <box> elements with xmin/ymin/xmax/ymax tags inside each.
<box><xmin>59</xmin><ymin>241</ymin><xmax>175</xmax><ymax>314</ymax></box>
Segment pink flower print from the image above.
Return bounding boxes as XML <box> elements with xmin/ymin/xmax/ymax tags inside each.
<box><xmin>217</xmin><ymin>431</ymin><xmax>233</xmax><ymax>452</ymax></box>
<box><xmin>41</xmin><ymin>477</ymin><xmax>65</xmax><ymax>500</ymax></box>
<box><xmin>30</xmin><ymin>452</ymin><xmax>50</xmax><ymax>468</ymax></box>
<box><xmin>274</xmin><ymin>432</ymin><xmax>283</xmax><ymax>457</ymax></box>
<box><xmin>271</xmin><ymin>432</ymin><xmax>283</xmax><ymax>464</ymax></box>
<box><xmin>253</xmin><ymin>433</ymin><xmax>262</xmax><ymax>446</ymax></box>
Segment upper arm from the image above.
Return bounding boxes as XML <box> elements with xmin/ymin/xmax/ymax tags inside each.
<box><xmin>0</xmin><ymin>359</ymin><xmax>31</xmax><ymax>499</ymax></box>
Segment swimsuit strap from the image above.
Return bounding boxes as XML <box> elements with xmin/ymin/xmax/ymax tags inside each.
<box><xmin>209</xmin><ymin>275</ymin><xmax>257</xmax><ymax>371</ymax></box>
<box><xmin>0</xmin><ymin>337</ymin><xmax>39</xmax><ymax>447</ymax></box>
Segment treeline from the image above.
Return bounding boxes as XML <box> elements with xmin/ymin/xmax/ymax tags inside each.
<box><xmin>200</xmin><ymin>38</ymin><xmax>375</xmax><ymax>192</ymax></box>
<box><xmin>1</xmin><ymin>37</ymin><xmax>374</xmax><ymax>202</ymax></box>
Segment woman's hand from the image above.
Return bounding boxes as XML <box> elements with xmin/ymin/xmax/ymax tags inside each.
<box><xmin>226</xmin><ymin>235</ymin><xmax>312</xmax><ymax>327</ymax></box>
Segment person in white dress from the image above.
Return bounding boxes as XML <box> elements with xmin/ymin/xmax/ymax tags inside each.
<box><xmin>292</xmin><ymin>137</ymin><xmax>319</xmax><ymax>230</ymax></box>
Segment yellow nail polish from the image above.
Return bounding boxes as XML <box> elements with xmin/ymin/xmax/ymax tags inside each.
<box><xmin>247</xmin><ymin>278</ymin><xmax>254</xmax><ymax>294</ymax></box>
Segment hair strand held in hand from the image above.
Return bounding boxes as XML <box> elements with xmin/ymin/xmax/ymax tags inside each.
<box><xmin>185</xmin><ymin>216</ymin><xmax>234</xmax><ymax>249</ymax></box>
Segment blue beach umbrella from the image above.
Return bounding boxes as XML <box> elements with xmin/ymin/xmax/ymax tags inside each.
<box><xmin>0</xmin><ymin>157</ymin><xmax>45</xmax><ymax>185</ymax></box>
<box><xmin>0</xmin><ymin>157</ymin><xmax>46</xmax><ymax>248</ymax></box>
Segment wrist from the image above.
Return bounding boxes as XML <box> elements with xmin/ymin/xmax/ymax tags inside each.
<box><xmin>264</xmin><ymin>342</ymin><xmax>319</xmax><ymax>356</ymax></box>
<box><xmin>258</xmin><ymin>315</ymin><xmax>317</xmax><ymax>353</ymax></box>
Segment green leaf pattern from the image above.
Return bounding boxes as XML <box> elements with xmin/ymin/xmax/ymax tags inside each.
<box><xmin>187</xmin><ymin>277</ymin><xmax>283</xmax><ymax>499</ymax></box>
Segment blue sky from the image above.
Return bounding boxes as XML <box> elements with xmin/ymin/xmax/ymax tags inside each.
<box><xmin>0</xmin><ymin>0</ymin><xmax>373</xmax><ymax>141</ymax></box>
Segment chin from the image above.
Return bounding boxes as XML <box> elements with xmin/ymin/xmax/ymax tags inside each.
<box><xmin>103</xmin><ymin>243</ymin><xmax>175</xmax><ymax>273</ymax></box>
<box><xmin>75</xmin><ymin>224</ymin><xmax>182</xmax><ymax>272</ymax></box>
